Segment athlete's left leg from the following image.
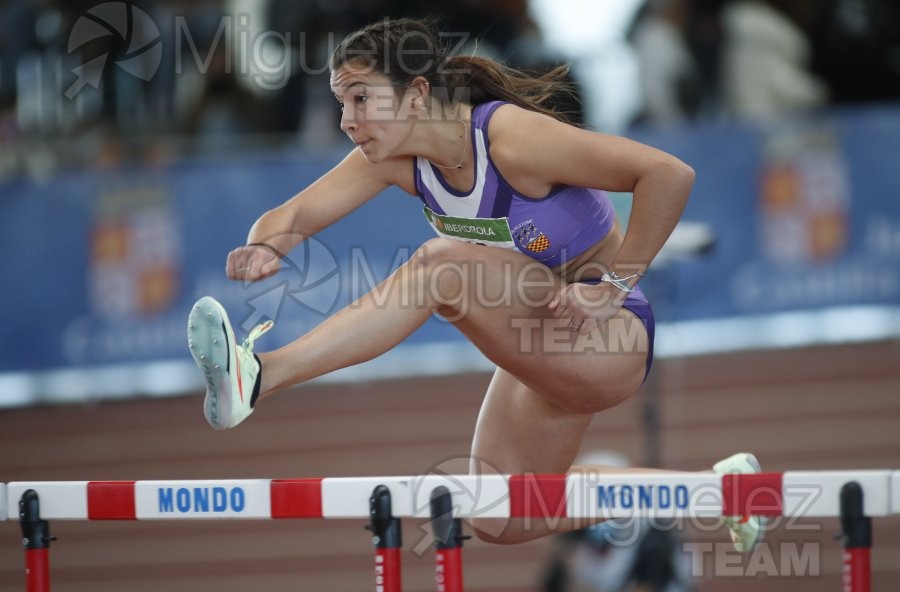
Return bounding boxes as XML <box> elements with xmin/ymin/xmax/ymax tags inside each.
<box><xmin>466</xmin><ymin>368</ymin><xmax>677</xmax><ymax>545</ymax></box>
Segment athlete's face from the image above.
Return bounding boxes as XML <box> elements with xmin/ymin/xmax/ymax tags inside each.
<box><xmin>330</xmin><ymin>64</ymin><xmax>418</xmax><ymax>163</ymax></box>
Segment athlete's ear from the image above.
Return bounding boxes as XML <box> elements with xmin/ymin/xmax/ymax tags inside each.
<box><xmin>407</xmin><ymin>76</ymin><xmax>430</xmax><ymax>110</ymax></box>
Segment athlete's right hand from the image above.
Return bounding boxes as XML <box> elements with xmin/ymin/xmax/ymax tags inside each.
<box><xmin>226</xmin><ymin>243</ymin><xmax>282</xmax><ymax>281</ymax></box>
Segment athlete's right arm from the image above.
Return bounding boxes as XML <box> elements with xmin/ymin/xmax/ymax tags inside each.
<box><xmin>226</xmin><ymin>149</ymin><xmax>412</xmax><ymax>281</ymax></box>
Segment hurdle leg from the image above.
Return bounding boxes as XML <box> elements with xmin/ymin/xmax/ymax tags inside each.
<box><xmin>840</xmin><ymin>482</ymin><xmax>871</xmax><ymax>592</ymax></box>
<box><xmin>430</xmin><ymin>486</ymin><xmax>469</xmax><ymax>592</ymax></box>
<box><xmin>19</xmin><ymin>489</ymin><xmax>53</xmax><ymax>592</ymax></box>
<box><xmin>367</xmin><ymin>485</ymin><xmax>402</xmax><ymax>592</ymax></box>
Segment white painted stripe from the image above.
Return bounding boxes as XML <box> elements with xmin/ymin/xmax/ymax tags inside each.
<box><xmin>568</xmin><ymin>473</ymin><xmax>724</xmax><ymax>519</ymax></box>
<box><xmin>0</xmin><ymin>484</ymin><xmax>6</xmax><ymax>521</ymax></box>
<box><xmin>7</xmin><ymin>482</ymin><xmax>89</xmax><ymax>520</ymax></box>
<box><xmin>892</xmin><ymin>472</ymin><xmax>900</xmax><ymax>515</ymax></box>
<box><xmin>321</xmin><ymin>477</ymin><xmax>416</xmax><ymax>518</ymax></box>
<box><xmin>409</xmin><ymin>475</ymin><xmax>510</xmax><ymax>519</ymax></box>
<box><xmin>655</xmin><ymin>306</ymin><xmax>900</xmax><ymax>358</ymax></box>
<box><xmin>782</xmin><ymin>471</ymin><xmax>892</xmax><ymax>517</ymax></box>
<box><xmin>135</xmin><ymin>480</ymin><xmax>272</xmax><ymax>519</ymax></box>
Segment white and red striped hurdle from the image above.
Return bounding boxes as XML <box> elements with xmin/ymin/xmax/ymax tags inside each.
<box><xmin>4</xmin><ymin>470</ymin><xmax>899</xmax><ymax>592</ymax></box>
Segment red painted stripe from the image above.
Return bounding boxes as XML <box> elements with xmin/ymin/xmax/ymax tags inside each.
<box><xmin>25</xmin><ymin>549</ymin><xmax>50</xmax><ymax>592</ymax></box>
<box><xmin>721</xmin><ymin>472</ymin><xmax>783</xmax><ymax>517</ymax></box>
<box><xmin>435</xmin><ymin>548</ymin><xmax>463</xmax><ymax>592</ymax></box>
<box><xmin>270</xmin><ymin>479</ymin><xmax>323</xmax><ymax>518</ymax></box>
<box><xmin>87</xmin><ymin>481</ymin><xmax>136</xmax><ymax>520</ymax></box>
<box><xmin>375</xmin><ymin>548</ymin><xmax>402</xmax><ymax>592</ymax></box>
<box><xmin>843</xmin><ymin>548</ymin><xmax>871</xmax><ymax>592</ymax></box>
<box><xmin>509</xmin><ymin>475</ymin><xmax>567</xmax><ymax>518</ymax></box>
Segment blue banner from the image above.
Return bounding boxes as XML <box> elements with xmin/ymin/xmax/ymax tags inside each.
<box><xmin>632</xmin><ymin>106</ymin><xmax>900</xmax><ymax>320</ymax></box>
<box><xmin>0</xmin><ymin>152</ymin><xmax>447</xmax><ymax>372</ymax></box>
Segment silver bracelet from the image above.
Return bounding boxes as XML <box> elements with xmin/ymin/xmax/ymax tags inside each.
<box><xmin>600</xmin><ymin>271</ymin><xmax>644</xmax><ymax>293</ymax></box>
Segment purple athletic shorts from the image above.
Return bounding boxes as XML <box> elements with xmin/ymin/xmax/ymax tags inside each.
<box><xmin>579</xmin><ymin>279</ymin><xmax>655</xmax><ymax>381</ymax></box>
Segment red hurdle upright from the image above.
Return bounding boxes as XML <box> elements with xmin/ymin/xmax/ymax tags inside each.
<box><xmin>367</xmin><ymin>485</ymin><xmax>402</xmax><ymax>592</ymax></box>
<box><xmin>430</xmin><ymin>486</ymin><xmax>469</xmax><ymax>592</ymax></box>
<box><xmin>840</xmin><ymin>482</ymin><xmax>872</xmax><ymax>592</ymax></box>
<box><xmin>19</xmin><ymin>490</ymin><xmax>51</xmax><ymax>592</ymax></box>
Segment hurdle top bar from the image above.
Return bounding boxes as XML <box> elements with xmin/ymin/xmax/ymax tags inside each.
<box><xmin>2</xmin><ymin>471</ymin><xmax>898</xmax><ymax>521</ymax></box>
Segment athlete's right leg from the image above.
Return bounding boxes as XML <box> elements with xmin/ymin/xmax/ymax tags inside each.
<box><xmin>190</xmin><ymin>237</ymin><xmax>643</xmax><ymax>428</ymax></box>
<box><xmin>256</xmin><ymin>237</ymin><xmax>649</xmax><ymax>409</ymax></box>
<box><xmin>188</xmin><ymin>240</ymin><xmax>443</xmax><ymax>428</ymax></box>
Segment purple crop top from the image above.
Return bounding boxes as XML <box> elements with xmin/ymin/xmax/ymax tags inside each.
<box><xmin>413</xmin><ymin>100</ymin><xmax>616</xmax><ymax>268</ymax></box>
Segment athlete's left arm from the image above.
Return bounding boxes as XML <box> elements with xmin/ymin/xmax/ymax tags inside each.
<box><xmin>489</xmin><ymin>105</ymin><xmax>695</xmax><ymax>276</ymax></box>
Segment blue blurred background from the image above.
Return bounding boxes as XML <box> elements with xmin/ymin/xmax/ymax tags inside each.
<box><xmin>2</xmin><ymin>2</ymin><xmax>900</xmax><ymax>592</ymax></box>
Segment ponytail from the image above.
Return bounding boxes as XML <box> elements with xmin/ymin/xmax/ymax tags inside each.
<box><xmin>439</xmin><ymin>56</ymin><xmax>578</xmax><ymax>124</ymax></box>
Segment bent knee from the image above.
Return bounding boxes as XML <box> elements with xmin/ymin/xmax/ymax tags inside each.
<box><xmin>412</xmin><ymin>237</ymin><xmax>471</xmax><ymax>267</ymax></box>
<box><xmin>411</xmin><ymin>238</ymin><xmax>473</xmax><ymax>304</ymax></box>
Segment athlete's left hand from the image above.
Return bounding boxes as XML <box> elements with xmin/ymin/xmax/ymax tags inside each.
<box><xmin>547</xmin><ymin>282</ymin><xmax>625</xmax><ymax>335</ymax></box>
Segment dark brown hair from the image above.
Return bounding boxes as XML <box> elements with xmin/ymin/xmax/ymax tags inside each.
<box><xmin>329</xmin><ymin>18</ymin><xmax>577</xmax><ymax>124</ymax></box>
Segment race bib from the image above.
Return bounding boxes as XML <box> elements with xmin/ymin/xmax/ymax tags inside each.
<box><xmin>423</xmin><ymin>207</ymin><xmax>516</xmax><ymax>249</ymax></box>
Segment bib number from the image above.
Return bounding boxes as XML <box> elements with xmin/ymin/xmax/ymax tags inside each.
<box><xmin>423</xmin><ymin>207</ymin><xmax>516</xmax><ymax>249</ymax></box>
